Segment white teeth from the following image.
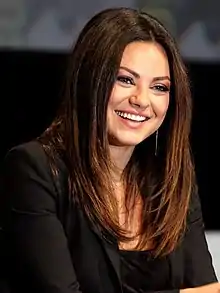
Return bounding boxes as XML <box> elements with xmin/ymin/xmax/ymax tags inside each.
<box><xmin>115</xmin><ymin>111</ymin><xmax>147</xmax><ymax>122</ymax></box>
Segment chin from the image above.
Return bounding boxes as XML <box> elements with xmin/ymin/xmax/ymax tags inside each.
<box><xmin>112</xmin><ymin>135</ymin><xmax>145</xmax><ymax>147</ymax></box>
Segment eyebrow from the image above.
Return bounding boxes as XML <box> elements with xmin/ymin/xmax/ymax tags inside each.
<box><xmin>119</xmin><ymin>66</ymin><xmax>171</xmax><ymax>82</ymax></box>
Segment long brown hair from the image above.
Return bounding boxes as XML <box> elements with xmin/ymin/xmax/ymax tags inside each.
<box><xmin>38</xmin><ymin>7</ymin><xmax>196</xmax><ymax>257</ymax></box>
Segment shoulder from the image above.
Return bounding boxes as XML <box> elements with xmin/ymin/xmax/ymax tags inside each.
<box><xmin>3</xmin><ymin>140</ymin><xmax>48</xmax><ymax>171</ymax></box>
<box><xmin>187</xmin><ymin>191</ymin><xmax>204</xmax><ymax>226</ymax></box>
<box><xmin>1</xmin><ymin>140</ymin><xmax>69</xmax><ymax>214</ymax></box>
<box><xmin>2</xmin><ymin>140</ymin><xmax>53</xmax><ymax>198</ymax></box>
<box><xmin>4</xmin><ymin>140</ymin><xmax>51</xmax><ymax>170</ymax></box>
<box><xmin>3</xmin><ymin>140</ymin><xmax>66</xmax><ymax>182</ymax></box>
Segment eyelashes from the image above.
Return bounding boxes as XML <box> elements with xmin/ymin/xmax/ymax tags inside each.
<box><xmin>150</xmin><ymin>85</ymin><xmax>170</xmax><ymax>92</ymax></box>
<box><xmin>116</xmin><ymin>75</ymin><xmax>170</xmax><ymax>92</ymax></box>
<box><xmin>117</xmin><ymin>75</ymin><xmax>135</xmax><ymax>85</ymax></box>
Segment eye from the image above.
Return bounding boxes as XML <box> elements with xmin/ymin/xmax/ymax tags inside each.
<box><xmin>117</xmin><ymin>75</ymin><xmax>135</xmax><ymax>85</ymax></box>
<box><xmin>151</xmin><ymin>84</ymin><xmax>170</xmax><ymax>92</ymax></box>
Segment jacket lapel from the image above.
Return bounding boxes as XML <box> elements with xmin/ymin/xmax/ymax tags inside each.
<box><xmin>91</xmin><ymin>223</ymin><xmax>121</xmax><ymax>282</ymax></box>
<box><xmin>168</xmin><ymin>246</ymin><xmax>184</xmax><ymax>288</ymax></box>
<box><xmin>102</xmin><ymin>238</ymin><xmax>121</xmax><ymax>281</ymax></box>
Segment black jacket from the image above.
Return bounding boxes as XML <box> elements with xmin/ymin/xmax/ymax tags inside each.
<box><xmin>1</xmin><ymin>141</ymin><xmax>217</xmax><ymax>293</ymax></box>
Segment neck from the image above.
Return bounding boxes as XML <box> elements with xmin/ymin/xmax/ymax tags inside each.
<box><xmin>109</xmin><ymin>145</ymin><xmax>134</xmax><ymax>183</ymax></box>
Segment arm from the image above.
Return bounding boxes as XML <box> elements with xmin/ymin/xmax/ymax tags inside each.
<box><xmin>2</xmin><ymin>144</ymin><xmax>82</xmax><ymax>293</ymax></box>
<box><xmin>183</xmin><ymin>192</ymin><xmax>218</xmax><ymax>287</ymax></box>
<box><xmin>141</xmin><ymin>192</ymin><xmax>219</xmax><ymax>293</ymax></box>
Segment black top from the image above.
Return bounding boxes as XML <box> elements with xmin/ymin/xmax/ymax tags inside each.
<box><xmin>120</xmin><ymin>250</ymin><xmax>170</xmax><ymax>293</ymax></box>
<box><xmin>0</xmin><ymin>141</ymin><xmax>218</xmax><ymax>293</ymax></box>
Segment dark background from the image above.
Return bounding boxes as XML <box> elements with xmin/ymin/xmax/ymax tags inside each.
<box><xmin>0</xmin><ymin>50</ymin><xmax>217</xmax><ymax>230</ymax></box>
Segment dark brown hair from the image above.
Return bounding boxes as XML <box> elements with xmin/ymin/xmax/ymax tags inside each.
<box><xmin>38</xmin><ymin>7</ymin><xmax>196</xmax><ymax>257</ymax></box>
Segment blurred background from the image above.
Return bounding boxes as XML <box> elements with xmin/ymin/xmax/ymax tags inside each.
<box><xmin>0</xmin><ymin>0</ymin><xmax>219</xmax><ymax>279</ymax></box>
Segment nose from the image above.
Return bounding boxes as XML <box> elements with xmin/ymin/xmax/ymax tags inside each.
<box><xmin>129</xmin><ymin>87</ymin><xmax>150</xmax><ymax>110</ymax></box>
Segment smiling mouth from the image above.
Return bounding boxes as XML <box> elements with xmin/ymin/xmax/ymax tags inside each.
<box><xmin>115</xmin><ymin>110</ymin><xmax>149</xmax><ymax>122</ymax></box>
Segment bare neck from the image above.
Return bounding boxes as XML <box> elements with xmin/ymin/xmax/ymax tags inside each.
<box><xmin>109</xmin><ymin>145</ymin><xmax>134</xmax><ymax>183</ymax></box>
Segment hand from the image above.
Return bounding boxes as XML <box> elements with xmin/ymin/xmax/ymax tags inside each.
<box><xmin>180</xmin><ymin>282</ymin><xmax>220</xmax><ymax>293</ymax></box>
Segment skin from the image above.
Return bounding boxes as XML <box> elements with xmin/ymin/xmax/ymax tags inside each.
<box><xmin>106</xmin><ymin>41</ymin><xmax>220</xmax><ymax>292</ymax></box>
<box><xmin>107</xmin><ymin>41</ymin><xmax>171</xmax><ymax>178</ymax></box>
<box><xmin>106</xmin><ymin>41</ymin><xmax>170</xmax><ymax>249</ymax></box>
<box><xmin>181</xmin><ymin>283</ymin><xmax>220</xmax><ymax>293</ymax></box>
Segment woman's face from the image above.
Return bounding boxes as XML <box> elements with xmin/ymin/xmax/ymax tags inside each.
<box><xmin>107</xmin><ymin>41</ymin><xmax>170</xmax><ymax>147</ymax></box>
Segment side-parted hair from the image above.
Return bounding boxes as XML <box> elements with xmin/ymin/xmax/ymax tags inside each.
<box><xmin>39</xmin><ymin>7</ymin><xmax>196</xmax><ymax>257</ymax></box>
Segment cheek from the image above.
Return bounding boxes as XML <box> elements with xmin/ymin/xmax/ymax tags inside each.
<box><xmin>153</xmin><ymin>96</ymin><xmax>170</xmax><ymax>117</ymax></box>
<box><xmin>108</xmin><ymin>85</ymin><xmax>132</xmax><ymax>107</ymax></box>
<box><xmin>108</xmin><ymin>86</ymin><xmax>116</xmax><ymax>104</ymax></box>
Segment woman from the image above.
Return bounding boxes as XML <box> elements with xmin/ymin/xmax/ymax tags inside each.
<box><xmin>1</xmin><ymin>7</ymin><xmax>219</xmax><ymax>293</ymax></box>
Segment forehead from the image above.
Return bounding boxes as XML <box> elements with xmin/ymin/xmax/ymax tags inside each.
<box><xmin>120</xmin><ymin>41</ymin><xmax>170</xmax><ymax>77</ymax></box>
